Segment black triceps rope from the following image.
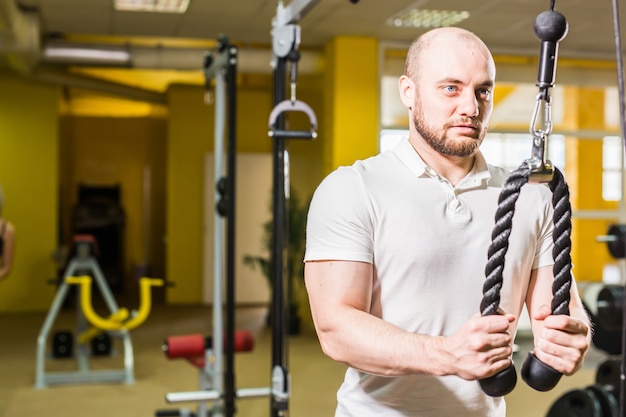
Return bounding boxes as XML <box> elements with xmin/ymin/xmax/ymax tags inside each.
<box><xmin>478</xmin><ymin>163</ymin><xmax>572</xmax><ymax>397</ymax></box>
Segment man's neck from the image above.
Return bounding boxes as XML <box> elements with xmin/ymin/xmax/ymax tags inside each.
<box><xmin>409</xmin><ymin>136</ymin><xmax>475</xmax><ymax>186</ymax></box>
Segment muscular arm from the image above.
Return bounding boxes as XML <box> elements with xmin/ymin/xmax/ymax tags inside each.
<box><xmin>305</xmin><ymin>260</ymin><xmax>516</xmax><ymax>379</ymax></box>
<box><xmin>0</xmin><ymin>221</ymin><xmax>15</xmax><ymax>280</ymax></box>
<box><xmin>525</xmin><ymin>265</ymin><xmax>591</xmax><ymax>375</ymax></box>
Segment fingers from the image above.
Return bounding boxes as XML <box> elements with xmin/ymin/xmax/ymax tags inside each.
<box><xmin>543</xmin><ymin>314</ymin><xmax>589</xmax><ymax>337</ymax></box>
<box><xmin>448</xmin><ymin>315</ymin><xmax>517</xmax><ymax>380</ymax></box>
<box><xmin>532</xmin><ymin>341</ymin><xmax>585</xmax><ymax>375</ymax></box>
<box><xmin>475</xmin><ymin>316</ymin><xmax>515</xmax><ymax>376</ymax></box>
<box><xmin>481</xmin><ymin>313</ymin><xmax>516</xmax><ymax>332</ymax></box>
<box><xmin>532</xmin><ymin>316</ymin><xmax>589</xmax><ymax>375</ymax></box>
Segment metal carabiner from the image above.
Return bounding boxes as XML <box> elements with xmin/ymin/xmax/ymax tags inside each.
<box><xmin>527</xmin><ymin>89</ymin><xmax>555</xmax><ymax>182</ymax></box>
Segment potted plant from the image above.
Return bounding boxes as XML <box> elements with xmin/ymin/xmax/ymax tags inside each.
<box><xmin>243</xmin><ymin>189</ymin><xmax>309</xmax><ymax>335</ymax></box>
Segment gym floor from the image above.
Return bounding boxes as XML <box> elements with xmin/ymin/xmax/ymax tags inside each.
<box><xmin>0</xmin><ymin>304</ymin><xmax>611</xmax><ymax>417</ymax></box>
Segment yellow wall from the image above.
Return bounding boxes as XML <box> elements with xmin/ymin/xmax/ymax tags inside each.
<box><xmin>166</xmin><ymin>82</ymin><xmax>278</xmax><ymax>303</ymax></box>
<box><xmin>563</xmin><ymin>87</ymin><xmax>615</xmax><ymax>282</ymax></box>
<box><xmin>323</xmin><ymin>37</ymin><xmax>380</xmax><ymax>174</ymax></box>
<box><xmin>0</xmin><ymin>72</ymin><xmax>60</xmax><ymax>312</ymax></box>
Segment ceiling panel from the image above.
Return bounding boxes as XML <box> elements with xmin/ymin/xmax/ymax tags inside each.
<box><xmin>8</xmin><ymin>0</ymin><xmax>626</xmax><ymax>61</ymax></box>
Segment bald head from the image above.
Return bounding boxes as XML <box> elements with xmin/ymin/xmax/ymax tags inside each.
<box><xmin>404</xmin><ymin>27</ymin><xmax>495</xmax><ymax>82</ymax></box>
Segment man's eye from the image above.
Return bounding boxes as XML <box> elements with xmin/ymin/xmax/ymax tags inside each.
<box><xmin>479</xmin><ymin>88</ymin><xmax>492</xmax><ymax>99</ymax></box>
<box><xmin>443</xmin><ymin>86</ymin><xmax>458</xmax><ymax>93</ymax></box>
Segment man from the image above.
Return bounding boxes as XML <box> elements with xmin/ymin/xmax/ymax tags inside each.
<box><xmin>303</xmin><ymin>27</ymin><xmax>590</xmax><ymax>417</ymax></box>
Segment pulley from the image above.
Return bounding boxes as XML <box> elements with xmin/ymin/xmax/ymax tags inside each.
<box><xmin>479</xmin><ymin>0</ymin><xmax>573</xmax><ymax>397</ymax></box>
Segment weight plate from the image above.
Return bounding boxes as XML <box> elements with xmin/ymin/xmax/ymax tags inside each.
<box><xmin>607</xmin><ymin>224</ymin><xmax>626</xmax><ymax>259</ymax></box>
<box><xmin>595</xmin><ymin>359</ymin><xmax>621</xmax><ymax>388</ymax></box>
<box><xmin>586</xmin><ymin>384</ymin><xmax>618</xmax><ymax>417</ymax></box>
<box><xmin>546</xmin><ymin>388</ymin><xmax>601</xmax><ymax>417</ymax></box>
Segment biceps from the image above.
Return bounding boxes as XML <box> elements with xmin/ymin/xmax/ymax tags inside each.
<box><xmin>304</xmin><ymin>261</ymin><xmax>373</xmax><ymax>318</ymax></box>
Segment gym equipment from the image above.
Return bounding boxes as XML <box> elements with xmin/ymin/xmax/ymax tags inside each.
<box><xmin>91</xmin><ymin>332</ymin><xmax>113</xmax><ymax>356</ymax></box>
<box><xmin>51</xmin><ymin>330</ymin><xmax>73</xmax><ymax>358</ymax></box>
<box><xmin>596</xmin><ymin>359</ymin><xmax>621</xmax><ymax>388</ymax></box>
<box><xmin>162</xmin><ymin>36</ymin><xmax>270</xmax><ymax>417</ymax></box>
<box><xmin>546</xmin><ymin>385</ymin><xmax>619</xmax><ymax>417</ymax></box>
<box><xmin>268</xmin><ymin>99</ymin><xmax>317</xmax><ymax>140</ymax></box>
<box><xmin>597</xmin><ymin>224</ymin><xmax>626</xmax><ymax>259</ymax></box>
<box><xmin>266</xmin><ymin>1</ymin><xmax>325</xmax><ymax>415</ymax></box>
<box><xmin>164</xmin><ymin>3</ymin><xmax>355</xmax><ymax>416</ymax></box>
<box><xmin>584</xmin><ymin>296</ymin><xmax>622</xmax><ymax>356</ymax></box>
<box><xmin>155</xmin><ymin>331</ymin><xmax>260</xmax><ymax>417</ymax></box>
<box><xmin>597</xmin><ymin>285</ymin><xmax>623</xmax><ymax>331</ymax></box>
<box><xmin>65</xmin><ymin>274</ymin><xmax>163</xmax><ymax>331</ymax></box>
<box><xmin>71</xmin><ymin>184</ymin><xmax>125</xmax><ymax>292</ymax></box>
<box><xmin>479</xmin><ymin>0</ymin><xmax>572</xmax><ymax>397</ymax></box>
<box><xmin>547</xmin><ymin>0</ymin><xmax>626</xmax><ymax>414</ymax></box>
<box><xmin>545</xmin><ymin>359</ymin><xmax>621</xmax><ymax>417</ymax></box>
<box><xmin>35</xmin><ymin>234</ymin><xmax>163</xmax><ymax>389</ymax></box>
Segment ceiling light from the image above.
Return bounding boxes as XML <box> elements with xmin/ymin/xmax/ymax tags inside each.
<box><xmin>114</xmin><ymin>0</ymin><xmax>190</xmax><ymax>13</ymax></box>
<box><xmin>389</xmin><ymin>8</ymin><xmax>470</xmax><ymax>29</ymax></box>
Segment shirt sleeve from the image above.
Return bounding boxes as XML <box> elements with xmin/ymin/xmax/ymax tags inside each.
<box><xmin>532</xmin><ymin>184</ymin><xmax>556</xmax><ymax>270</ymax></box>
<box><xmin>304</xmin><ymin>166</ymin><xmax>374</xmax><ymax>263</ymax></box>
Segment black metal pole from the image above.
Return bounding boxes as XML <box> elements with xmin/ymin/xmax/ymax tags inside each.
<box><xmin>224</xmin><ymin>43</ymin><xmax>238</xmax><ymax>417</ymax></box>
<box><xmin>271</xmin><ymin>55</ymin><xmax>289</xmax><ymax>417</ymax></box>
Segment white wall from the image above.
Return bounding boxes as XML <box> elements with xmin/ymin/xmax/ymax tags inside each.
<box><xmin>203</xmin><ymin>152</ymin><xmax>273</xmax><ymax>305</ymax></box>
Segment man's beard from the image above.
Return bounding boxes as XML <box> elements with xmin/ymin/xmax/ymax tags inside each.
<box><xmin>412</xmin><ymin>103</ymin><xmax>485</xmax><ymax>158</ymax></box>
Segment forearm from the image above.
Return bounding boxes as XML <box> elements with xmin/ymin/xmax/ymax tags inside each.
<box><xmin>569</xmin><ymin>282</ymin><xmax>592</xmax><ymax>344</ymax></box>
<box><xmin>306</xmin><ymin>261</ymin><xmax>513</xmax><ymax>379</ymax></box>
<box><xmin>314</xmin><ymin>305</ymin><xmax>449</xmax><ymax>377</ymax></box>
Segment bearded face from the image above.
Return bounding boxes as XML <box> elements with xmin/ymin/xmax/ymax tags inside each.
<box><xmin>411</xmin><ymin>91</ymin><xmax>487</xmax><ymax>158</ymax></box>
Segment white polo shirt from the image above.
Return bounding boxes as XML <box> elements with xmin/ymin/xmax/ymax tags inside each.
<box><xmin>304</xmin><ymin>137</ymin><xmax>555</xmax><ymax>417</ymax></box>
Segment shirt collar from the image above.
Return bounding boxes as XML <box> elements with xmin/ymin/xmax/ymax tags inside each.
<box><xmin>392</xmin><ymin>136</ymin><xmax>493</xmax><ymax>186</ymax></box>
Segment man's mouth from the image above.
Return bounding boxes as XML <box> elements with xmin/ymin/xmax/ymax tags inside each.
<box><xmin>450</xmin><ymin>124</ymin><xmax>478</xmax><ymax>135</ymax></box>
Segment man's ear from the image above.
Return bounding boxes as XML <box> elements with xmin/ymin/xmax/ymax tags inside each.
<box><xmin>398</xmin><ymin>75</ymin><xmax>415</xmax><ymax>108</ymax></box>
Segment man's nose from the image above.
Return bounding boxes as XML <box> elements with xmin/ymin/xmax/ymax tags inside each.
<box><xmin>458</xmin><ymin>91</ymin><xmax>479</xmax><ymax>117</ymax></box>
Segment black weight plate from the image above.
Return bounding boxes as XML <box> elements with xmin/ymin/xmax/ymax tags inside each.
<box><xmin>597</xmin><ymin>285</ymin><xmax>623</xmax><ymax>329</ymax></box>
<box><xmin>607</xmin><ymin>224</ymin><xmax>626</xmax><ymax>259</ymax></box>
<box><xmin>595</xmin><ymin>359</ymin><xmax>621</xmax><ymax>388</ymax></box>
<box><xmin>51</xmin><ymin>330</ymin><xmax>74</xmax><ymax>358</ymax></box>
<box><xmin>546</xmin><ymin>388</ymin><xmax>601</xmax><ymax>417</ymax></box>
<box><xmin>586</xmin><ymin>385</ymin><xmax>618</xmax><ymax>417</ymax></box>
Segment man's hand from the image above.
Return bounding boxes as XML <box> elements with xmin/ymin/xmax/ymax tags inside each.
<box><xmin>530</xmin><ymin>305</ymin><xmax>590</xmax><ymax>375</ymax></box>
<box><xmin>440</xmin><ymin>312</ymin><xmax>516</xmax><ymax>380</ymax></box>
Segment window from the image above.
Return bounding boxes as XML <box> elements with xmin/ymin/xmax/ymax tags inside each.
<box><xmin>603</xmin><ymin>136</ymin><xmax>623</xmax><ymax>201</ymax></box>
<box><xmin>379</xmin><ymin>130</ymin><xmax>565</xmax><ymax>173</ymax></box>
<box><xmin>481</xmin><ymin>133</ymin><xmax>565</xmax><ymax>172</ymax></box>
<box><xmin>379</xmin><ymin>129</ymin><xmax>407</xmax><ymax>153</ymax></box>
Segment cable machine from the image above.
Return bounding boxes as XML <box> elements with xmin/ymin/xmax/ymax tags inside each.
<box><xmin>163</xmin><ymin>1</ymin><xmax>360</xmax><ymax>415</ymax></box>
<box><xmin>473</xmin><ymin>1</ymin><xmax>626</xmax><ymax>415</ymax></box>
<box><xmin>267</xmin><ymin>1</ymin><xmax>319</xmax><ymax>415</ymax></box>
<box><xmin>544</xmin><ymin>1</ymin><xmax>626</xmax><ymax>416</ymax></box>
<box><xmin>478</xmin><ymin>0</ymin><xmax>571</xmax><ymax>398</ymax></box>
<box><xmin>161</xmin><ymin>37</ymin><xmax>268</xmax><ymax>417</ymax></box>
